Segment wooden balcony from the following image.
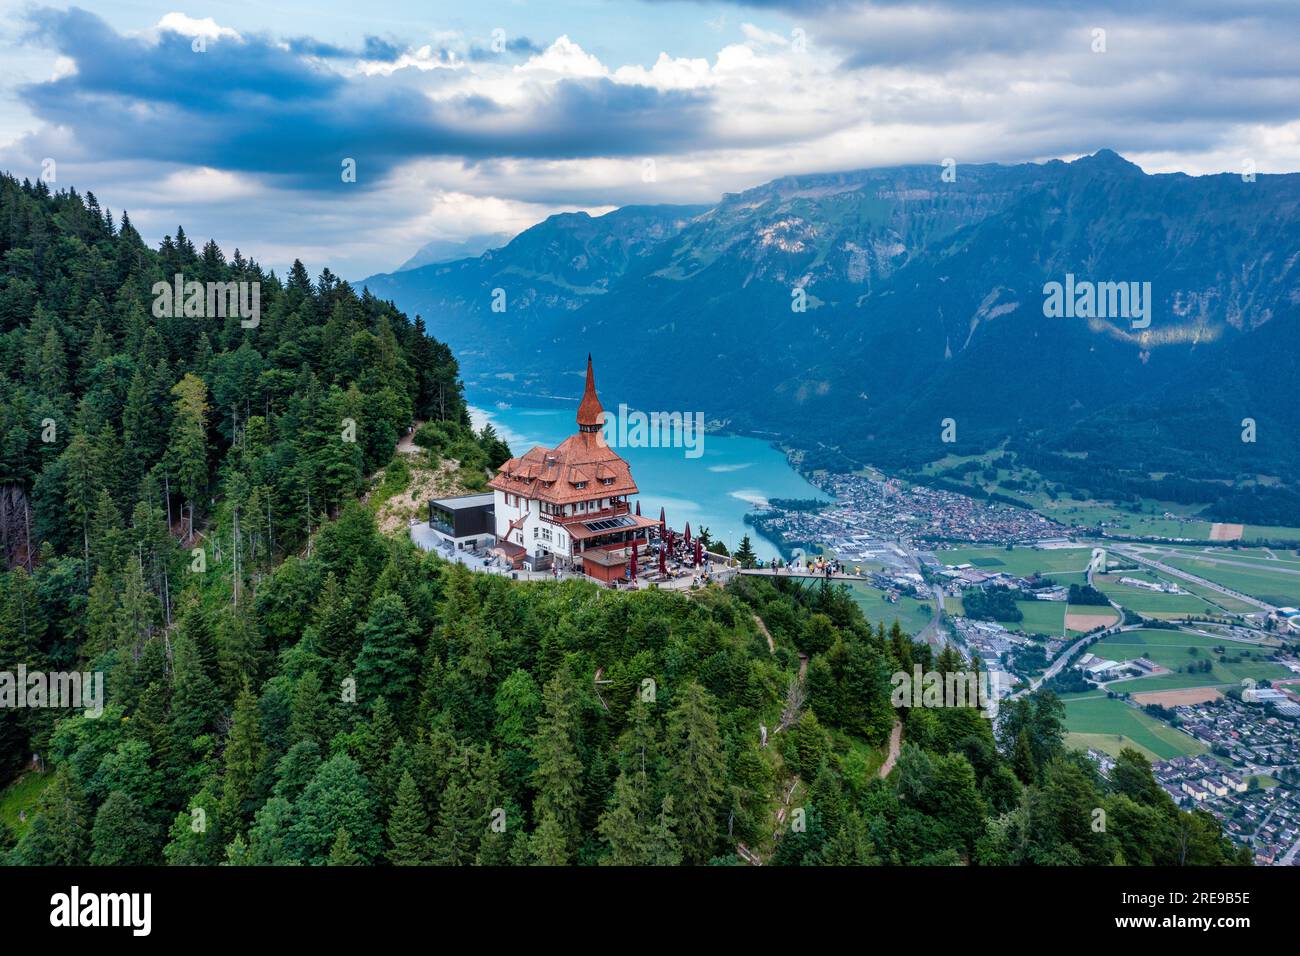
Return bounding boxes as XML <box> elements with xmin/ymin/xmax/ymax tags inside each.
<box><xmin>543</xmin><ymin>500</ymin><xmax>631</xmax><ymax>526</ymax></box>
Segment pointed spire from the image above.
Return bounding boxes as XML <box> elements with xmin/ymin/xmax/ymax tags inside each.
<box><xmin>576</xmin><ymin>354</ymin><xmax>604</xmax><ymax>431</ymax></box>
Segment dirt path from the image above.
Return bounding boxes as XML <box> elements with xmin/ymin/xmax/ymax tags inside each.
<box><xmin>752</xmin><ymin>612</ymin><xmax>775</xmax><ymax>654</ymax></box>
<box><xmin>878</xmin><ymin>720</ymin><xmax>902</xmax><ymax>778</ymax></box>
<box><xmin>396</xmin><ymin>420</ymin><xmax>424</xmax><ymax>455</ymax></box>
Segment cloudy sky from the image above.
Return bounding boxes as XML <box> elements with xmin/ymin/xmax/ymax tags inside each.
<box><xmin>2</xmin><ymin>0</ymin><xmax>1298</xmax><ymax>279</ymax></box>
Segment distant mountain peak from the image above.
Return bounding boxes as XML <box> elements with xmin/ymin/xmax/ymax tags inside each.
<box><xmin>1071</xmin><ymin>148</ymin><xmax>1144</xmax><ymax>174</ymax></box>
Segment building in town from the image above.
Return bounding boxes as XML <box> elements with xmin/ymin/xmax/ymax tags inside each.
<box><xmin>487</xmin><ymin>357</ymin><xmax>658</xmax><ymax>582</ymax></box>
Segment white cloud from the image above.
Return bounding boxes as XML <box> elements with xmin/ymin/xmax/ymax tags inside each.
<box><xmin>155</xmin><ymin>167</ymin><xmax>262</xmax><ymax>203</ymax></box>
<box><xmin>516</xmin><ymin>35</ymin><xmax>606</xmax><ymax>79</ymax></box>
<box><xmin>153</xmin><ymin>13</ymin><xmax>241</xmax><ymax>42</ymax></box>
<box><xmin>11</xmin><ymin>4</ymin><xmax>1299</xmax><ymax>279</ymax></box>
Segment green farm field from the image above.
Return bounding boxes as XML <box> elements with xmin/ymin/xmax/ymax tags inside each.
<box><xmin>1157</xmin><ymin>546</ymin><xmax>1300</xmax><ymax>571</ymax></box>
<box><xmin>936</xmin><ymin>546</ymin><xmax>1092</xmax><ymax>578</ymax></box>
<box><xmin>1090</xmin><ymin>629</ymin><xmax>1291</xmax><ymax>692</ymax></box>
<box><xmin>1160</xmin><ymin>555</ymin><xmax>1300</xmax><ymax>608</ymax></box>
<box><xmin>1063</xmin><ymin>696</ymin><xmax>1207</xmax><ymax>761</ymax></box>
<box><xmin>1094</xmin><ymin>571</ymin><xmax>1218</xmax><ymax>619</ymax></box>
<box><xmin>1014</xmin><ymin>600</ymin><xmax>1066</xmax><ymax>636</ymax></box>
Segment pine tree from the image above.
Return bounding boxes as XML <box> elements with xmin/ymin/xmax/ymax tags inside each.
<box><xmin>163</xmin><ymin>785</ymin><xmax>223</xmax><ymax>865</ymax></box>
<box><xmin>167</xmin><ymin>373</ymin><xmax>209</xmax><ymax>538</ymax></box>
<box><xmin>61</xmin><ymin>431</ymin><xmax>99</xmax><ymax>570</ymax></box>
<box><xmin>90</xmin><ymin>791</ymin><xmax>159</xmax><ymax>865</ymax></box>
<box><xmin>221</xmin><ymin>684</ymin><xmax>265</xmax><ymax>833</ymax></box>
<box><xmin>666</xmin><ymin>683</ymin><xmax>726</xmax><ymax>864</ymax></box>
<box><xmin>327</xmin><ymin>828</ymin><xmax>362</xmax><ymax>866</ymax></box>
<box><xmin>387</xmin><ymin>771</ymin><xmax>431</xmax><ymax>865</ymax></box>
<box><xmin>735</xmin><ymin>534</ymin><xmax>757</xmax><ymax>569</ymax></box>
<box><xmin>530</xmin><ymin>811</ymin><xmax>569</xmax><ymax>866</ymax></box>
<box><xmin>289</xmin><ymin>670</ymin><xmax>329</xmax><ymax>748</ymax></box>
<box><xmin>430</xmin><ymin>764</ymin><xmax>477</xmax><ymax>865</ymax></box>
<box><xmin>646</xmin><ymin>794</ymin><xmax>682</xmax><ymax>866</ymax></box>
<box><xmin>354</xmin><ymin>593</ymin><xmax>417</xmax><ymax>712</ymax></box>
<box><xmin>597</xmin><ymin>769</ymin><xmax>650</xmax><ymax>865</ymax></box>
<box><xmin>170</xmin><ymin>626</ymin><xmax>221</xmax><ymax>745</ymax></box>
<box><xmin>1011</xmin><ymin>727</ymin><xmax>1036</xmax><ymax>784</ymax></box>
<box><xmin>531</xmin><ymin>670</ymin><xmax>584</xmax><ymax>854</ymax></box>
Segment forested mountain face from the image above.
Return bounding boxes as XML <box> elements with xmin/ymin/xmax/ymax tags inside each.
<box><xmin>0</xmin><ymin>174</ymin><xmax>1245</xmax><ymax>867</ymax></box>
<box><xmin>364</xmin><ymin>151</ymin><xmax>1300</xmax><ymax>523</ymax></box>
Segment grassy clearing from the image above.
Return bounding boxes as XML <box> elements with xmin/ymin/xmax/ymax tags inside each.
<box><xmin>0</xmin><ymin>770</ymin><xmax>50</xmax><ymax>839</ymax></box>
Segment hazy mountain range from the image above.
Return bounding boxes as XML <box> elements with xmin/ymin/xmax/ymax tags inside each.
<box><xmin>361</xmin><ymin>151</ymin><xmax>1300</xmax><ymax>522</ymax></box>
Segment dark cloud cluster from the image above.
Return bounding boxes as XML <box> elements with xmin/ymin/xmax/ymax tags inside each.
<box><xmin>14</xmin><ymin>7</ymin><xmax>715</xmax><ymax>188</ymax></box>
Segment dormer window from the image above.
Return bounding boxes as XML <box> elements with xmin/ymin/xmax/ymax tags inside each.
<box><xmin>601</xmin><ymin>477</ymin><xmax>614</xmax><ymax>485</ymax></box>
<box><xmin>574</xmin><ymin>481</ymin><xmax>587</xmax><ymax>489</ymax></box>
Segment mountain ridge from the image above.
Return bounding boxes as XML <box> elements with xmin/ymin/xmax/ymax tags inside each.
<box><xmin>360</xmin><ymin>151</ymin><xmax>1300</xmax><ymax>520</ymax></box>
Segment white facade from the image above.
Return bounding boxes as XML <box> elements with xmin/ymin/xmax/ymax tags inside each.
<box><xmin>493</xmin><ymin>489</ymin><xmax>577</xmax><ymax>560</ymax></box>
<box><xmin>494</xmin><ymin>488</ymin><xmax>637</xmax><ymax>562</ymax></box>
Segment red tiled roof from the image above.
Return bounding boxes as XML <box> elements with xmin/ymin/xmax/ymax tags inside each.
<box><xmin>488</xmin><ymin>358</ymin><xmax>639</xmax><ymax>506</ymax></box>
<box><xmin>489</xmin><ymin>431</ymin><xmax>639</xmax><ymax>504</ymax></box>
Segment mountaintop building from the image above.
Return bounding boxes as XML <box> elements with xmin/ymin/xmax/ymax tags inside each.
<box><xmin>487</xmin><ymin>356</ymin><xmax>658</xmax><ymax>582</ymax></box>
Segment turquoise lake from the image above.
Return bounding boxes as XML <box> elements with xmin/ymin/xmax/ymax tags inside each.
<box><xmin>467</xmin><ymin>395</ymin><xmax>825</xmax><ymax>561</ymax></box>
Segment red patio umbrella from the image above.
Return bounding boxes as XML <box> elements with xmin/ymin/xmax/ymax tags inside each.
<box><xmin>629</xmin><ymin>544</ymin><xmax>638</xmax><ymax>579</ymax></box>
<box><xmin>694</xmin><ymin>539</ymin><xmax>703</xmax><ymax>567</ymax></box>
<box><xmin>684</xmin><ymin>522</ymin><xmax>692</xmax><ymax>545</ymax></box>
<box><xmin>658</xmin><ymin>506</ymin><xmax>666</xmax><ymax>538</ymax></box>
<box><xmin>635</xmin><ymin>500</ymin><xmax>641</xmax><ymax>516</ymax></box>
<box><xmin>658</xmin><ymin>544</ymin><xmax>667</xmax><ymax>576</ymax></box>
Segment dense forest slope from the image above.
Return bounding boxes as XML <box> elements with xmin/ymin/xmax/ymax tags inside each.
<box><xmin>0</xmin><ymin>175</ymin><xmax>1246</xmax><ymax>866</ymax></box>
